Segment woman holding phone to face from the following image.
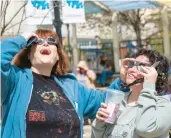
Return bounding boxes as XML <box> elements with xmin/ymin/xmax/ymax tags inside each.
<box><xmin>92</xmin><ymin>49</ymin><xmax>171</xmax><ymax>138</ymax></box>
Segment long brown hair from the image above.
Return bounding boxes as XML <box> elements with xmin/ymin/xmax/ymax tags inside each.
<box><xmin>12</xmin><ymin>29</ymin><xmax>70</xmax><ymax>75</ymax></box>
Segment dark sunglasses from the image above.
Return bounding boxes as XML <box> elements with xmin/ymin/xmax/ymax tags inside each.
<box><xmin>36</xmin><ymin>37</ymin><xmax>58</xmax><ymax>46</ymax></box>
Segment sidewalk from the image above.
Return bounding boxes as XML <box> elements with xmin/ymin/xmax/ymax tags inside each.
<box><xmin>83</xmin><ymin>125</ymin><xmax>92</xmax><ymax>138</ymax></box>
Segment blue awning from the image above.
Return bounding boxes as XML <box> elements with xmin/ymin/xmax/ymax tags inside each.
<box><xmin>85</xmin><ymin>1</ymin><xmax>110</xmax><ymax>14</ymax></box>
<box><xmin>85</xmin><ymin>0</ymin><xmax>161</xmax><ymax>14</ymax></box>
<box><xmin>99</xmin><ymin>1</ymin><xmax>160</xmax><ymax>11</ymax></box>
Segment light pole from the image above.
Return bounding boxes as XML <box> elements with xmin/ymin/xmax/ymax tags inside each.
<box><xmin>95</xmin><ymin>35</ymin><xmax>102</xmax><ymax>71</ymax></box>
<box><xmin>66</xmin><ymin>24</ymin><xmax>71</xmax><ymax>57</ymax></box>
<box><xmin>53</xmin><ymin>0</ymin><xmax>62</xmax><ymax>43</ymax></box>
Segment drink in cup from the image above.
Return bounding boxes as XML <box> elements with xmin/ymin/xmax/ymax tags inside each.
<box><xmin>105</xmin><ymin>89</ymin><xmax>125</xmax><ymax>124</ymax></box>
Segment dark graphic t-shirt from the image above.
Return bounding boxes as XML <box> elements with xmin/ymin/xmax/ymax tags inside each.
<box><xmin>26</xmin><ymin>72</ymin><xmax>80</xmax><ymax>138</ymax></box>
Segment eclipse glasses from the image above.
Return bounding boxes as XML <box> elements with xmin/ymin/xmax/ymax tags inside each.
<box><xmin>37</xmin><ymin>38</ymin><xmax>58</xmax><ymax>45</ymax></box>
<box><xmin>120</xmin><ymin>60</ymin><xmax>160</xmax><ymax>88</ymax></box>
<box><xmin>127</xmin><ymin>60</ymin><xmax>160</xmax><ymax>72</ymax></box>
<box><xmin>27</xmin><ymin>36</ymin><xmax>58</xmax><ymax>47</ymax></box>
<box><xmin>127</xmin><ymin>61</ymin><xmax>150</xmax><ymax>68</ymax></box>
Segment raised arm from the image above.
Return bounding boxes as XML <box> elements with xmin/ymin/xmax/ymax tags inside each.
<box><xmin>1</xmin><ymin>33</ymin><xmax>37</xmax><ymax>102</ymax></box>
<box><xmin>135</xmin><ymin>66</ymin><xmax>171</xmax><ymax>137</ymax></box>
<box><xmin>135</xmin><ymin>82</ymin><xmax>171</xmax><ymax>137</ymax></box>
<box><xmin>1</xmin><ymin>36</ymin><xmax>27</xmax><ymax>72</ymax></box>
<box><xmin>1</xmin><ymin>36</ymin><xmax>26</xmax><ymax>102</ymax></box>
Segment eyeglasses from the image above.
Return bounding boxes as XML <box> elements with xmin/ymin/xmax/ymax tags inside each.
<box><xmin>127</xmin><ymin>61</ymin><xmax>151</xmax><ymax>69</ymax></box>
<box><xmin>36</xmin><ymin>37</ymin><xmax>58</xmax><ymax>46</ymax></box>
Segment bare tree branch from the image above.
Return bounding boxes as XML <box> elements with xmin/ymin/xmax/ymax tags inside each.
<box><xmin>1</xmin><ymin>1</ymin><xmax>7</xmax><ymax>17</ymax></box>
<box><xmin>0</xmin><ymin>0</ymin><xmax>11</xmax><ymax>20</ymax></box>
<box><xmin>1</xmin><ymin>0</ymin><xmax>30</xmax><ymax>36</ymax></box>
<box><xmin>40</xmin><ymin>4</ymin><xmax>58</xmax><ymax>25</ymax></box>
<box><xmin>136</xmin><ymin>9</ymin><xmax>140</xmax><ymax>20</ymax></box>
<box><xmin>5</xmin><ymin>11</ymin><xmax>36</xmax><ymax>32</ymax></box>
<box><xmin>146</xmin><ymin>29</ymin><xmax>162</xmax><ymax>40</ymax></box>
<box><xmin>119</xmin><ymin>12</ymin><xmax>135</xmax><ymax>25</ymax></box>
<box><xmin>0</xmin><ymin>1</ymin><xmax>11</xmax><ymax>35</ymax></box>
<box><xmin>139</xmin><ymin>8</ymin><xmax>146</xmax><ymax>17</ymax></box>
<box><xmin>1</xmin><ymin>0</ymin><xmax>59</xmax><ymax>36</ymax></box>
<box><xmin>128</xmin><ymin>11</ymin><xmax>137</xmax><ymax>24</ymax></box>
<box><xmin>119</xmin><ymin>12</ymin><xmax>129</xmax><ymax>23</ymax></box>
<box><xmin>0</xmin><ymin>1</ymin><xmax>4</xmax><ymax>16</ymax></box>
<box><xmin>136</xmin><ymin>9</ymin><xmax>140</xmax><ymax>17</ymax></box>
<box><xmin>136</xmin><ymin>9</ymin><xmax>141</xmax><ymax>26</ymax></box>
<box><xmin>4</xmin><ymin>1</ymin><xmax>28</xmax><ymax>30</ymax></box>
<box><xmin>0</xmin><ymin>1</ymin><xmax>8</xmax><ymax>22</ymax></box>
<box><xmin>141</xmin><ymin>19</ymin><xmax>154</xmax><ymax>27</ymax></box>
<box><xmin>17</xmin><ymin>6</ymin><xmax>26</xmax><ymax>34</ymax></box>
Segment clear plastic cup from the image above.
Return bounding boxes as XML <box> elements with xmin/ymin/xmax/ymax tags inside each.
<box><xmin>105</xmin><ymin>89</ymin><xmax>125</xmax><ymax>124</ymax></box>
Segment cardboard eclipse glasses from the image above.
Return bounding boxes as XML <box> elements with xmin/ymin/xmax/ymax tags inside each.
<box><xmin>27</xmin><ymin>36</ymin><xmax>58</xmax><ymax>47</ymax></box>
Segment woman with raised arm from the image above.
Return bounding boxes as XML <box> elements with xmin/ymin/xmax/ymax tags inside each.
<box><xmin>1</xmin><ymin>29</ymin><xmax>128</xmax><ymax>138</ymax></box>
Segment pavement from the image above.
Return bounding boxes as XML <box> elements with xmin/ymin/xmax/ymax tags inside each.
<box><xmin>83</xmin><ymin>125</ymin><xmax>92</xmax><ymax>138</ymax></box>
<box><xmin>82</xmin><ymin>87</ymin><xmax>106</xmax><ymax>138</ymax></box>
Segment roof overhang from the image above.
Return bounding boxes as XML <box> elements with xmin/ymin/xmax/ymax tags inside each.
<box><xmin>85</xmin><ymin>0</ymin><xmax>161</xmax><ymax>14</ymax></box>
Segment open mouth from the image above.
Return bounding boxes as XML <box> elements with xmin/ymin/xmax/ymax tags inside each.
<box><xmin>127</xmin><ymin>73</ymin><xmax>135</xmax><ymax>78</ymax></box>
<box><xmin>128</xmin><ymin>73</ymin><xmax>142</xmax><ymax>80</ymax></box>
<box><xmin>127</xmin><ymin>73</ymin><xmax>138</xmax><ymax>79</ymax></box>
<box><xmin>40</xmin><ymin>49</ymin><xmax>51</xmax><ymax>55</ymax></box>
<box><xmin>128</xmin><ymin>73</ymin><xmax>133</xmax><ymax>77</ymax></box>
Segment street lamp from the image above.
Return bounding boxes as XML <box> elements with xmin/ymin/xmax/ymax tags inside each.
<box><xmin>66</xmin><ymin>24</ymin><xmax>71</xmax><ymax>58</ymax></box>
<box><xmin>95</xmin><ymin>35</ymin><xmax>102</xmax><ymax>71</ymax></box>
<box><xmin>53</xmin><ymin>0</ymin><xmax>62</xmax><ymax>43</ymax></box>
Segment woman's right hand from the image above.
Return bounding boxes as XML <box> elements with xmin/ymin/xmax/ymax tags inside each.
<box><xmin>96</xmin><ymin>103</ymin><xmax>109</xmax><ymax>122</ymax></box>
<box><xmin>120</xmin><ymin>58</ymin><xmax>135</xmax><ymax>83</ymax></box>
<box><xmin>21</xmin><ymin>32</ymin><xmax>38</xmax><ymax>42</ymax></box>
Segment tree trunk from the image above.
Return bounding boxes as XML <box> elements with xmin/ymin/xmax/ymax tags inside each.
<box><xmin>1</xmin><ymin>27</ymin><xmax>5</xmax><ymax>36</ymax></box>
<box><xmin>135</xmin><ymin>26</ymin><xmax>141</xmax><ymax>47</ymax></box>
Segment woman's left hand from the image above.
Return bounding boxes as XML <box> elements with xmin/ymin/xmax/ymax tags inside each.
<box><xmin>139</xmin><ymin>66</ymin><xmax>158</xmax><ymax>84</ymax></box>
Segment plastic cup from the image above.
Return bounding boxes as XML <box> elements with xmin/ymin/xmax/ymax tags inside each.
<box><xmin>105</xmin><ymin>89</ymin><xmax>125</xmax><ymax>124</ymax></box>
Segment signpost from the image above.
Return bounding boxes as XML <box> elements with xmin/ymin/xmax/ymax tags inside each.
<box><xmin>26</xmin><ymin>0</ymin><xmax>53</xmax><ymax>25</ymax></box>
<box><xmin>61</xmin><ymin>0</ymin><xmax>86</xmax><ymax>69</ymax></box>
<box><xmin>61</xmin><ymin>0</ymin><xmax>85</xmax><ymax>24</ymax></box>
